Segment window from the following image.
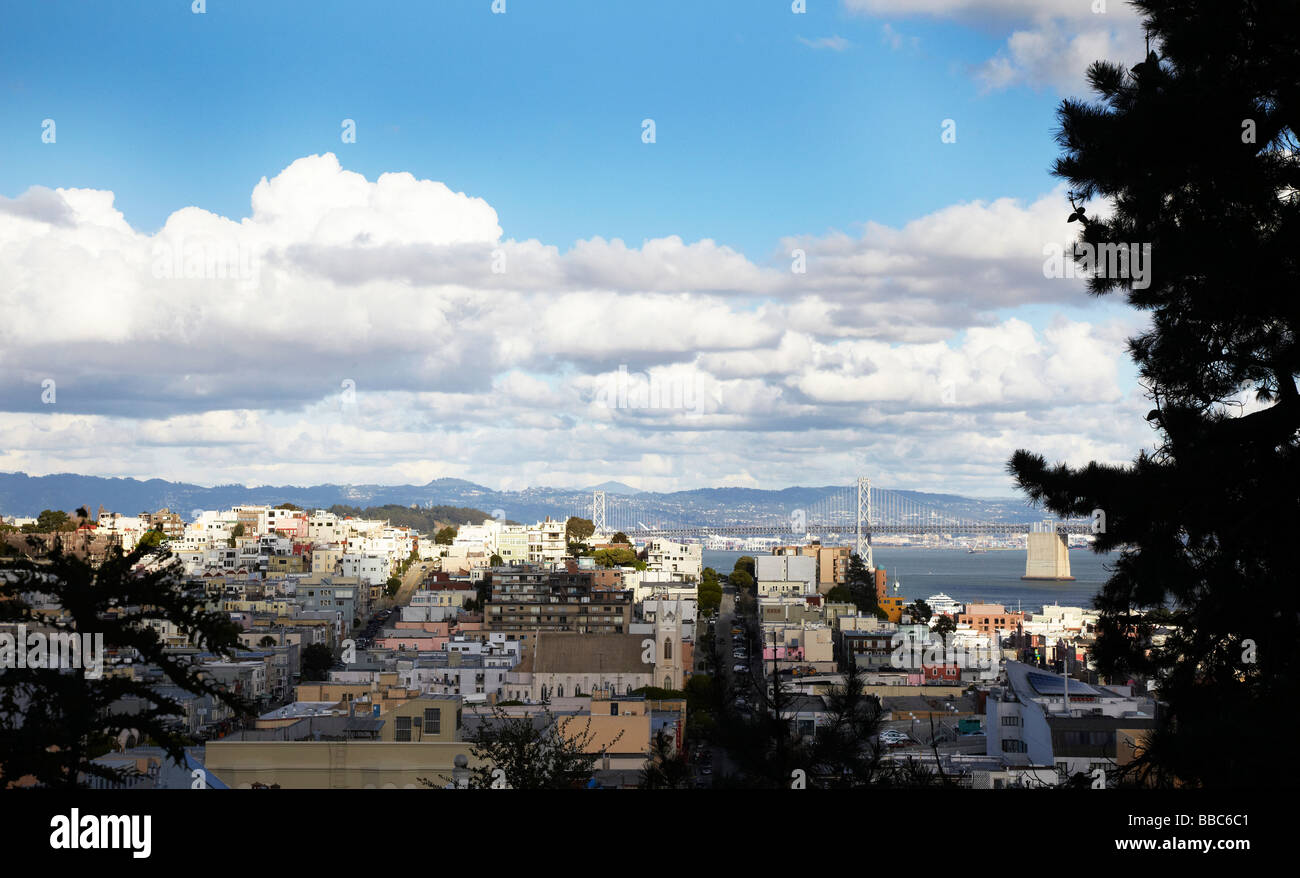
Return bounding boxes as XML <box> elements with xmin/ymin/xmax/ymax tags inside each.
<box><xmin>395</xmin><ymin>716</ymin><xmax>412</xmax><ymax>742</ymax></box>
<box><xmin>1001</xmin><ymin>739</ymin><xmax>1027</xmax><ymax>753</ymax></box>
<box><xmin>424</xmin><ymin>708</ymin><xmax>441</xmax><ymax>735</ymax></box>
<box><xmin>663</xmin><ymin>637</ymin><xmax>673</xmax><ymax>660</ymax></box>
<box><xmin>1001</xmin><ymin>715</ymin><xmax>1021</xmax><ymax>727</ymax></box>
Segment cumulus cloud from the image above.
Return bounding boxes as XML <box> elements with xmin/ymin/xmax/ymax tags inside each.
<box><xmin>0</xmin><ymin>154</ymin><xmax>1150</xmax><ymax>495</ymax></box>
<box><xmin>845</xmin><ymin>0</ymin><xmax>1147</xmax><ymax>96</ymax></box>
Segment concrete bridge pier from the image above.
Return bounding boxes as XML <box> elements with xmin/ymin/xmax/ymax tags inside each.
<box><xmin>1022</xmin><ymin>530</ymin><xmax>1075</xmax><ymax>581</ymax></box>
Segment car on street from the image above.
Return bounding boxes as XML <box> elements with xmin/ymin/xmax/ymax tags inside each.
<box><xmin>733</xmin><ymin>664</ymin><xmax>748</xmax><ymax>673</ymax></box>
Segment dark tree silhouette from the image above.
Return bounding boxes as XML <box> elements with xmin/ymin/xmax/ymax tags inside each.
<box><xmin>420</xmin><ymin>704</ymin><xmax>620</xmax><ymax>789</ymax></box>
<box><xmin>0</xmin><ymin>541</ymin><xmax>251</xmax><ymax>787</ymax></box>
<box><xmin>1008</xmin><ymin>0</ymin><xmax>1300</xmax><ymax>788</ymax></box>
<box><xmin>299</xmin><ymin>643</ymin><xmax>335</xmax><ymax>682</ymax></box>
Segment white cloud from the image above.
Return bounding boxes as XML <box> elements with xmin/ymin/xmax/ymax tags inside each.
<box><xmin>0</xmin><ymin>155</ymin><xmax>1151</xmax><ymax>496</ymax></box>
<box><xmin>846</xmin><ymin>0</ymin><xmax>1147</xmax><ymax>95</ymax></box>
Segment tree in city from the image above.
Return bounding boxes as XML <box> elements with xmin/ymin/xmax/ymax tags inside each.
<box><xmin>733</xmin><ymin>555</ymin><xmax>755</xmax><ymax>580</ymax></box>
<box><xmin>565</xmin><ymin>516</ymin><xmax>595</xmax><ymax>544</ymax></box>
<box><xmin>611</xmin><ymin>531</ymin><xmax>631</xmax><ymax>545</ymax></box>
<box><xmin>810</xmin><ymin>659</ymin><xmax>886</xmax><ymax>787</ymax></box>
<box><xmin>259</xmin><ymin>635</ymin><xmax>277</xmax><ymax>648</ymax></box>
<box><xmin>384</xmin><ymin>576</ymin><xmax>401</xmax><ymax>597</ymax></box>
<box><xmin>845</xmin><ymin>553</ymin><xmax>884</xmax><ymax>618</ymax></box>
<box><xmin>638</xmin><ymin>728</ymin><xmax>691</xmax><ymax>789</ymax></box>
<box><xmin>420</xmin><ymin>704</ymin><xmax>622</xmax><ymax>789</ymax></box>
<box><xmin>137</xmin><ymin>526</ymin><xmax>165</xmax><ymax>549</ymax></box>
<box><xmin>434</xmin><ymin>526</ymin><xmax>457</xmax><ymax>545</ymax></box>
<box><xmin>697</xmin><ymin>567</ymin><xmax>722</xmax><ymax>615</ymax></box>
<box><xmin>1006</xmin><ymin>0</ymin><xmax>1300</xmax><ymax>788</ymax></box>
<box><xmin>905</xmin><ymin>599</ymin><xmax>933</xmax><ymax>624</ymax></box>
<box><xmin>592</xmin><ymin>547</ymin><xmax>640</xmax><ymax>569</ymax></box>
<box><xmin>825</xmin><ymin>585</ymin><xmax>853</xmax><ymax>604</ymax></box>
<box><xmin>299</xmin><ymin>643</ymin><xmax>335</xmax><ymax>682</ymax></box>
<box><xmin>489</xmin><ymin>553</ymin><xmax>503</xmax><ymax>567</ymax></box>
<box><xmin>932</xmin><ymin>614</ymin><xmax>958</xmax><ymax>639</ymax></box>
<box><xmin>20</xmin><ymin>509</ymin><xmax>75</xmax><ymax>534</ymax></box>
<box><xmin>0</xmin><ymin>541</ymin><xmax>252</xmax><ymax>788</ymax></box>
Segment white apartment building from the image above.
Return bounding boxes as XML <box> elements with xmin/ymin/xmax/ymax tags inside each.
<box><xmin>95</xmin><ymin>513</ymin><xmax>149</xmax><ymax>551</ymax></box>
<box><xmin>453</xmin><ymin>521</ymin><xmax>498</xmax><ymax>553</ymax></box>
<box><xmin>341</xmin><ymin>553</ymin><xmax>391</xmax><ymax>586</ymax></box>
<box><xmin>526</xmin><ymin>519</ymin><xmax>566</xmax><ymax>564</ymax></box>
<box><xmin>633</xmin><ymin>580</ymin><xmax>698</xmax><ymax>604</ymax></box>
<box><xmin>755</xmin><ymin>554</ymin><xmax>817</xmax><ymax>595</ymax></box>
<box><xmin>644</xmin><ymin>539</ymin><xmax>703</xmax><ymax>582</ymax></box>
<box><xmin>307</xmin><ymin>511</ymin><xmax>348</xmax><ymax>543</ymax></box>
<box><xmin>496</xmin><ymin>525</ymin><xmax>528</xmax><ymax>563</ymax></box>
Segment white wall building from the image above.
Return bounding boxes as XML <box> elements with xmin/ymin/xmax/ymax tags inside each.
<box><xmin>644</xmin><ymin>539</ymin><xmax>703</xmax><ymax>583</ymax></box>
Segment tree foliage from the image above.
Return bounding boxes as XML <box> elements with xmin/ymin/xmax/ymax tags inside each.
<box><xmin>698</xmin><ymin>567</ymin><xmax>723</xmax><ymax>615</ymax></box>
<box><xmin>421</xmin><ymin>704</ymin><xmax>621</xmax><ymax>789</ymax></box>
<box><xmin>639</xmin><ymin>728</ymin><xmax>691</xmax><ymax>789</ymax></box>
<box><xmin>20</xmin><ymin>509</ymin><xmax>76</xmax><ymax>534</ymax></box>
<box><xmin>299</xmin><ymin>642</ymin><xmax>335</xmax><ymax>682</ymax></box>
<box><xmin>845</xmin><ymin>553</ymin><xmax>884</xmax><ymax>618</ymax></box>
<box><xmin>565</xmin><ymin>517</ymin><xmax>595</xmax><ymax>543</ymax></box>
<box><xmin>0</xmin><ymin>542</ymin><xmax>252</xmax><ymax>787</ymax></box>
<box><xmin>1007</xmin><ymin>0</ymin><xmax>1300</xmax><ymax>788</ymax></box>
<box><xmin>905</xmin><ymin>599</ymin><xmax>933</xmax><ymax>624</ymax></box>
<box><xmin>328</xmin><ymin>503</ymin><xmax>498</xmax><ymax>532</ymax></box>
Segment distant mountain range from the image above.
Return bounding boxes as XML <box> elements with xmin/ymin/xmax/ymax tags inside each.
<box><xmin>0</xmin><ymin>471</ymin><xmax>1043</xmax><ymax>529</ymax></box>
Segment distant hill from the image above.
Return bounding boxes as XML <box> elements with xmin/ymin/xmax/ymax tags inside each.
<box><xmin>586</xmin><ymin>481</ymin><xmax>641</xmax><ymax>496</ymax></box>
<box><xmin>327</xmin><ymin>504</ymin><xmax>501</xmax><ymax>531</ymax></box>
<box><xmin>0</xmin><ymin>471</ymin><xmax>1040</xmax><ymax>528</ymax></box>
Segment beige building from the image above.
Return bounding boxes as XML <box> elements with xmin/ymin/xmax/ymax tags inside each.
<box><xmin>203</xmin><ymin>740</ymin><xmax>480</xmax><ymax>789</ymax></box>
<box><xmin>773</xmin><ymin>543</ymin><xmax>851</xmax><ymax>592</ymax></box>
<box><xmin>507</xmin><ymin>632</ymin><xmax>652</xmax><ymax>702</ymax></box>
<box><xmin>205</xmin><ymin>697</ymin><xmax>473</xmax><ymax>788</ymax></box>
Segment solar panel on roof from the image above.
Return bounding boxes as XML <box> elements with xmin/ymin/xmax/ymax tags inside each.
<box><xmin>1026</xmin><ymin>671</ymin><xmax>1103</xmax><ymax>697</ymax></box>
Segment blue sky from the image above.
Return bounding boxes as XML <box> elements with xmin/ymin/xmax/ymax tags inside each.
<box><xmin>0</xmin><ymin>1</ymin><xmax>1156</xmax><ymax>497</ymax></box>
<box><xmin>2</xmin><ymin>1</ymin><xmax>1063</xmax><ymax>259</ymax></box>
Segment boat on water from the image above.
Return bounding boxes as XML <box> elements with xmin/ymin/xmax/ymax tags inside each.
<box><xmin>925</xmin><ymin>592</ymin><xmax>962</xmax><ymax>616</ymax></box>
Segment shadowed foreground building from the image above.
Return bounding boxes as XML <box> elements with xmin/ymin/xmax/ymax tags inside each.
<box><xmin>985</xmin><ymin>661</ymin><xmax>1156</xmax><ymax>779</ymax></box>
<box><xmin>203</xmin><ymin>696</ymin><xmax>479</xmax><ymax>788</ymax></box>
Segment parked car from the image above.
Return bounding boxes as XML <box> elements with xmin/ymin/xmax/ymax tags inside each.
<box><xmin>733</xmin><ymin>664</ymin><xmax>748</xmax><ymax>673</ymax></box>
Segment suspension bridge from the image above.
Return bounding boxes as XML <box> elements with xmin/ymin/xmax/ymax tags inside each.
<box><xmin>557</xmin><ymin>477</ymin><xmax>1094</xmax><ymax>579</ymax></box>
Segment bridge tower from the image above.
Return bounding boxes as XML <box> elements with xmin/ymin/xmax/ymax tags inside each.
<box><xmin>1022</xmin><ymin>520</ymin><xmax>1075</xmax><ymax>581</ymax></box>
<box><xmin>856</xmin><ymin>476</ymin><xmax>874</xmax><ymax>572</ymax></box>
<box><xmin>591</xmin><ymin>491</ymin><xmax>606</xmax><ymax>536</ymax></box>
